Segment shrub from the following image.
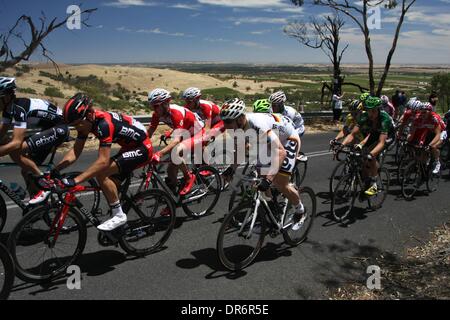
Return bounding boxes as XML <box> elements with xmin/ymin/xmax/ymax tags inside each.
<box><xmin>18</xmin><ymin>87</ymin><xmax>37</xmax><ymax>94</ymax></box>
<box><xmin>44</xmin><ymin>87</ymin><xmax>65</xmax><ymax>98</ymax></box>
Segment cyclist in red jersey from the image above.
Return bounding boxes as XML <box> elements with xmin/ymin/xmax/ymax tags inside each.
<box><xmin>147</xmin><ymin>88</ymin><xmax>205</xmax><ymax>196</ymax></box>
<box><xmin>408</xmin><ymin>102</ymin><xmax>444</xmax><ymax>174</ymax></box>
<box><xmin>46</xmin><ymin>93</ymin><xmax>154</xmax><ymax>231</ymax></box>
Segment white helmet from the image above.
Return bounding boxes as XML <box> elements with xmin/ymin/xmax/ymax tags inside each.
<box><xmin>269</xmin><ymin>91</ymin><xmax>287</xmax><ymax>104</ymax></box>
<box><xmin>406</xmin><ymin>97</ymin><xmax>418</xmax><ymax>108</ymax></box>
<box><xmin>148</xmin><ymin>88</ymin><xmax>171</xmax><ymax>105</ymax></box>
<box><xmin>220</xmin><ymin>98</ymin><xmax>246</xmax><ymax>121</ymax></box>
<box><xmin>0</xmin><ymin>77</ymin><xmax>16</xmax><ymax>96</ymax></box>
<box><xmin>182</xmin><ymin>87</ymin><xmax>201</xmax><ymax>100</ymax></box>
<box><xmin>421</xmin><ymin>102</ymin><xmax>433</xmax><ymax>111</ymax></box>
<box><xmin>411</xmin><ymin>100</ymin><xmax>422</xmax><ymax>111</ymax></box>
<box><xmin>380</xmin><ymin>95</ymin><xmax>389</xmax><ymax>104</ymax></box>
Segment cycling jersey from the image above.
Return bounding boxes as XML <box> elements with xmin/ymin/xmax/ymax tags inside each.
<box><xmin>187</xmin><ymin>100</ymin><xmax>222</xmax><ymax>128</ymax></box>
<box><xmin>150</xmin><ymin>104</ymin><xmax>204</xmax><ymax>136</ymax></box>
<box><xmin>343</xmin><ymin>113</ymin><xmax>364</xmax><ymax>141</ymax></box>
<box><xmin>246</xmin><ymin>113</ymin><xmax>298</xmax><ymax>146</ymax></box>
<box><xmin>382</xmin><ymin>102</ymin><xmax>395</xmax><ymax>118</ymax></box>
<box><xmin>409</xmin><ymin>112</ymin><xmax>444</xmax><ymax>145</ymax></box>
<box><xmin>357</xmin><ymin>110</ymin><xmax>395</xmax><ymax>138</ymax></box>
<box><xmin>90</xmin><ymin>110</ymin><xmax>148</xmax><ymax>148</ymax></box>
<box><xmin>1</xmin><ymin>98</ymin><xmax>63</xmax><ymax>129</ymax></box>
<box><xmin>280</xmin><ymin>105</ymin><xmax>305</xmax><ymax>136</ymax></box>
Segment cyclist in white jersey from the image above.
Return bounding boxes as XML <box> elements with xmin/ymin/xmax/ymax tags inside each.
<box><xmin>220</xmin><ymin>98</ymin><xmax>306</xmax><ymax>230</ymax></box>
<box><xmin>269</xmin><ymin>91</ymin><xmax>305</xmax><ymax>137</ymax></box>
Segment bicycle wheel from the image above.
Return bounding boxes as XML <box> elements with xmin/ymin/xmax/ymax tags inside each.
<box><xmin>227</xmin><ymin>163</ymin><xmax>251</xmax><ymax>212</ymax></box>
<box><xmin>331</xmin><ymin>173</ymin><xmax>357</xmax><ymax>221</ymax></box>
<box><xmin>426</xmin><ymin>168</ymin><xmax>440</xmax><ymax>193</ymax></box>
<box><xmin>293</xmin><ymin>153</ymin><xmax>308</xmax><ymax>187</ymax></box>
<box><xmin>181</xmin><ymin>165</ymin><xmax>221</xmax><ymax>218</ymax></box>
<box><xmin>119</xmin><ymin>189</ymin><xmax>176</xmax><ymax>256</ymax></box>
<box><xmin>329</xmin><ymin>161</ymin><xmax>349</xmax><ymax>196</ymax></box>
<box><xmin>401</xmin><ymin>161</ymin><xmax>420</xmax><ymax>200</ymax></box>
<box><xmin>282</xmin><ymin>186</ymin><xmax>316</xmax><ymax>246</ymax></box>
<box><xmin>217</xmin><ymin>201</ymin><xmax>266</xmax><ymax>271</ymax></box>
<box><xmin>64</xmin><ymin>172</ymin><xmax>101</xmax><ymax>217</ymax></box>
<box><xmin>7</xmin><ymin>205</ymin><xmax>87</xmax><ymax>283</ymax></box>
<box><xmin>368</xmin><ymin>168</ymin><xmax>390</xmax><ymax>210</ymax></box>
<box><xmin>0</xmin><ymin>243</ymin><xmax>14</xmax><ymax>300</ymax></box>
<box><xmin>0</xmin><ymin>194</ymin><xmax>6</xmax><ymax>233</ymax></box>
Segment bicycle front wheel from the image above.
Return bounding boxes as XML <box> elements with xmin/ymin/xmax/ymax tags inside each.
<box><xmin>282</xmin><ymin>186</ymin><xmax>316</xmax><ymax>246</ymax></box>
<box><xmin>0</xmin><ymin>242</ymin><xmax>14</xmax><ymax>300</ymax></box>
<box><xmin>0</xmin><ymin>194</ymin><xmax>6</xmax><ymax>233</ymax></box>
<box><xmin>426</xmin><ymin>167</ymin><xmax>440</xmax><ymax>193</ymax></box>
<box><xmin>331</xmin><ymin>173</ymin><xmax>357</xmax><ymax>221</ymax></box>
<box><xmin>7</xmin><ymin>205</ymin><xmax>86</xmax><ymax>283</ymax></box>
<box><xmin>293</xmin><ymin>154</ymin><xmax>308</xmax><ymax>187</ymax></box>
<box><xmin>401</xmin><ymin>161</ymin><xmax>420</xmax><ymax>200</ymax></box>
<box><xmin>120</xmin><ymin>189</ymin><xmax>176</xmax><ymax>256</ymax></box>
<box><xmin>181</xmin><ymin>165</ymin><xmax>221</xmax><ymax>218</ymax></box>
<box><xmin>368</xmin><ymin>168</ymin><xmax>390</xmax><ymax>210</ymax></box>
<box><xmin>217</xmin><ymin>201</ymin><xmax>266</xmax><ymax>271</ymax></box>
<box><xmin>329</xmin><ymin>161</ymin><xmax>349</xmax><ymax>196</ymax></box>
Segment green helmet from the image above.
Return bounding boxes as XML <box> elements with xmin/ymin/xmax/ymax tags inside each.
<box><xmin>253</xmin><ymin>99</ymin><xmax>272</xmax><ymax>113</ymax></box>
<box><xmin>360</xmin><ymin>92</ymin><xmax>370</xmax><ymax>102</ymax></box>
<box><xmin>364</xmin><ymin>96</ymin><xmax>382</xmax><ymax>110</ymax></box>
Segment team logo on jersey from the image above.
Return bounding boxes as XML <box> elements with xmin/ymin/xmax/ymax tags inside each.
<box><xmin>56</xmin><ymin>128</ymin><xmax>66</xmax><ymax>135</ymax></box>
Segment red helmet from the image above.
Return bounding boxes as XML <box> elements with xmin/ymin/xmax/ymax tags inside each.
<box><xmin>64</xmin><ymin>93</ymin><xmax>92</xmax><ymax>123</ymax></box>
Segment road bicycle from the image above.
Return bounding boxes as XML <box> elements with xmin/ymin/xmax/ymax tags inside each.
<box><xmin>0</xmin><ymin>147</ymin><xmax>101</xmax><ymax>233</ymax></box>
<box><xmin>217</xmin><ymin>172</ymin><xmax>316</xmax><ymax>271</ymax></box>
<box><xmin>401</xmin><ymin>144</ymin><xmax>440</xmax><ymax>200</ymax></box>
<box><xmin>7</xmin><ymin>175</ymin><xmax>176</xmax><ymax>283</ymax></box>
<box><xmin>331</xmin><ymin>145</ymin><xmax>390</xmax><ymax>222</ymax></box>
<box><xmin>0</xmin><ymin>242</ymin><xmax>14</xmax><ymax>300</ymax></box>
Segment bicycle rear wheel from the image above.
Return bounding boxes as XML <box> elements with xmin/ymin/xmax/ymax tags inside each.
<box><xmin>181</xmin><ymin>165</ymin><xmax>221</xmax><ymax>218</ymax></box>
<box><xmin>282</xmin><ymin>186</ymin><xmax>316</xmax><ymax>246</ymax></box>
<box><xmin>217</xmin><ymin>201</ymin><xmax>266</xmax><ymax>271</ymax></box>
<box><xmin>426</xmin><ymin>169</ymin><xmax>440</xmax><ymax>193</ymax></box>
<box><xmin>331</xmin><ymin>173</ymin><xmax>357</xmax><ymax>221</ymax></box>
<box><xmin>401</xmin><ymin>161</ymin><xmax>420</xmax><ymax>200</ymax></box>
<box><xmin>293</xmin><ymin>153</ymin><xmax>308</xmax><ymax>187</ymax></box>
<box><xmin>7</xmin><ymin>205</ymin><xmax>86</xmax><ymax>283</ymax></box>
<box><xmin>120</xmin><ymin>189</ymin><xmax>176</xmax><ymax>256</ymax></box>
<box><xmin>0</xmin><ymin>242</ymin><xmax>14</xmax><ymax>300</ymax></box>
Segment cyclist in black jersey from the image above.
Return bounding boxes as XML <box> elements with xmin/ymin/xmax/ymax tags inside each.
<box><xmin>0</xmin><ymin>77</ymin><xmax>69</xmax><ymax>199</ymax></box>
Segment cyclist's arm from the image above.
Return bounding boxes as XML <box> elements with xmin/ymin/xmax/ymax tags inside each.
<box><xmin>0</xmin><ymin>123</ymin><xmax>9</xmax><ymax>143</ymax></box>
<box><xmin>430</xmin><ymin>126</ymin><xmax>442</xmax><ymax>146</ymax></box>
<box><xmin>342</xmin><ymin>125</ymin><xmax>361</xmax><ymax>146</ymax></box>
<box><xmin>55</xmin><ymin>132</ymin><xmax>88</xmax><ymax>171</ymax></box>
<box><xmin>370</xmin><ymin>133</ymin><xmax>387</xmax><ymax>158</ymax></box>
<box><xmin>147</xmin><ymin>114</ymin><xmax>159</xmax><ymax>138</ymax></box>
<box><xmin>264</xmin><ymin>130</ymin><xmax>286</xmax><ymax>181</ymax></box>
<box><xmin>0</xmin><ymin>127</ymin><xmax>26</xmax><ymax>157</ymax></box>
<box><xmin>159</xmin><ymin>135</ymin><xmax>182</xmax><ymax>157</ymax></box>
<box><xmin>73</xmin><ymin>146</ymin><xmax>111</xmax><ymax>184</ymax></box>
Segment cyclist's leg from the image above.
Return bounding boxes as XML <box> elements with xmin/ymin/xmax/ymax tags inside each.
<box><xmin>97</xmin><ymin>140</ymin><xmax>153</xmax><ymax>231</ymax></box>
<box><xmin>363</xmin><ymin>137</ymin><xmax>381</xmax><ymax>195</ymax></box>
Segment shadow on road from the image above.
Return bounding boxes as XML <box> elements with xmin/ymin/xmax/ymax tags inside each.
<box><xmin>175</xmin><ymin>242</ymin><xmax>293</xmax><ymax>280</ymax></box>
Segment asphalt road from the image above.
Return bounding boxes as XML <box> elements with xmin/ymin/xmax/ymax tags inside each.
<box><xmin>1</xmin><ymin>132</ymin><xmax>449</xmax><ymax>300</ymax></box>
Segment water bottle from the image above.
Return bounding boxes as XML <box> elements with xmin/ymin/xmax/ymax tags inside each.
<box><xmin>10</xmin><ymin>183</ymin><xmax>27</xmax><ymax>200</ymax></box>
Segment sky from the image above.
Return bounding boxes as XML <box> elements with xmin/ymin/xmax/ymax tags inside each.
<box><xmin>1</xmin><ymin>0</ymin><xmax>449</xmax><ymax>64</ymax></box>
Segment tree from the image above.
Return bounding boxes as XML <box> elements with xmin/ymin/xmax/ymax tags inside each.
<box><xmin>284</xmin><ymin>13</ymin><xmax>367</xmax><ymax>104</ymax></box>
<box><xmin>291</xmin><ymin>0</ymin><xmax>417</xmax><ymax>96</ymax></box>
<box><xmin>430</xmin><ymin>73</ymin><xmax>450</xmax><ymax>113</ymax></box>
<box><xmin>0</xmin><ymin>6</ymin><xmax>97</xmax><ymax>73</ymax></box>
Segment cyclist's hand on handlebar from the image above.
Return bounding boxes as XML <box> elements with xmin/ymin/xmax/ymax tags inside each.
<box><xmin>257</xmin><ymin>178</ymin><xmax>272</xmax><ymax>192</ymax></box>
<box><xmin>354</xmin><ymin>144</ymin><xmax>363</xmax><ymax>152</ymax></box>
<box><xmin>61</xmin><ymin>178</ymin><xmax>76</xmax><ymax>188</ymax></box>
<box><xmin>151</xmin><ymin>152</ymin><xmax>162</xmax><ymax>165</ymax></box>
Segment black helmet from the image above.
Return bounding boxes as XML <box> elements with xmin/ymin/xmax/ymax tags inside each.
<box><xmin>0</xmin><ymin>77</ymin><xmax>16</xmax><ymax>96</ymax></box>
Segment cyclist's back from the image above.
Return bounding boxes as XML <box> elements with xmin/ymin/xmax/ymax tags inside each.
<box><xmin>149</xmin><ymin>104</ymin><xmax>204</xmax><ymax>135</ymax></box>
<box><xmin>281</xmin><ymin>105</ymin><xmax>305</xmax><ymax>137</ymax></box>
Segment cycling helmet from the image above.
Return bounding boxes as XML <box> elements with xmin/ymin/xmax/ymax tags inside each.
<box><xmin>269</xmin><ymin>91</ymin><xmax>287</xmax><ymax>104</ymax></box>
<box><xmin>182</xmin><ymin>87</ymin><xmax>201</xmax><ymax>101</ymax></box>
<box><xmin>421</xmin><ymin>102</ymin><xmax>433</xmax><ymax>112</ymax></box>
<box><xmin>148</xmin><ymin>88</ymin><xmax>171</xmax><ymax>105</ymax></box>
<box><xmin>349</xmin><ymin>100</ymin><xmax>361</xmax><ymax>112</ymax></box>
<box><xmin>406</xmin><ymin>97</ymin><xmax>417</xmax><ymax>108</ymax></box>
<box><xmin>360</xmin><ymin>92</ymin><xmax>370</xmax><ymax>102</ymax></box>
<box><xmin>380</xmin><ymin>95</ymin><xmax>389</xmax><ymax>104</ymax></box>
<box><xmin>220</xmin><ymin>98</ymin><xmax>246</xmax><ymax>121</ymax></box>
<box><xmin>253</xmin><ymin>99</ymin><xmax>271</xmax><ymax>113</ymax></box>
<box><xmin>364</xmin><ymin>96</ymin><xmax>382</xmax><ymax>110</ymax></box>
<box><xmin>411</xmin><ymin>100</ymin><xmax>422</xmax><ymax>111</ymax></box>
<box><xmin>64</xmin><ymin>93</ymin><xmax>93</xmax><ymax>124</ymax></box>
<box><xmin>0</xmin><ymin>77</ymin><xmax>16</xmax><ymax>96</ymax></box>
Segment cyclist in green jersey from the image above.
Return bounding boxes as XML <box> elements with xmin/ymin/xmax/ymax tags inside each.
<box><xmin>342</xmin><ymin>96</ymin><xmax>395</xmax><ymax>196</ymax></box>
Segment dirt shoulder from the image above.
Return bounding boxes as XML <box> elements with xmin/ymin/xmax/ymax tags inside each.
<box><xmin>329</xmin><ymin>222</ymin><xmax>450</xmax><ymax>300</ymax></box>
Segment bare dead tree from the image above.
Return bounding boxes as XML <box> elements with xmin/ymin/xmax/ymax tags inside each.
<box><xmin>285</xmin><ymin>13</ymin><xmax>368</xmax><ymax>104</ymax></box>
<box><xmin>291</xmin><ymin>0</ymin><xmax>417</xmax><ymax>96</ymax></box>
<box><xmin>0</xmin><ymin>6</ymin><xmax>97</xmax><ymax>73</ymax></box>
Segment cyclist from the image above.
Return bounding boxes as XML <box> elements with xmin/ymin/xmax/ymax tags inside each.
<box><xmin>147</xmin><ymin>88</ymin><xmax>205</xmax><ymax>196</ymax></box>
<box><xmin>342</xmin><ymin>96</ymin><xmax>395</xmax><ymax>196</ymax></box>
<box><xmin>408</xmin><ymin>102</ymin><xmax>445</xmax><ymax>174</ymax></box>
<box><xmin>221</xmin><ymin>98</ymin><xmax>306</xmax><ymax>230</ymax></box>
<box><xmin>397</xmin><ymin>98</ymin><xmax>421</xmax><ymax>140</ymax></box>
<box><xmin>381</xmin><ymin>95</ymin><xmax>395</xmax><ymax>118</ymax></box>
<box><xmin>332</xmin><ymin>99</ymin><xmax>364</xmax><ymax>144</ymax></box>
<box><xmin>48</xmin><ymin>93</ymin><xmax>153</xmax><ymax>231</ymax></box>
<box><xmin>0</xmin><ymin>77</ymin><xmax>70</xmax><ymax>201</ymax></box>
<box><xmin>268</xmin><ymin>91</ymin><xmax>305</xmax><ymax>138</ymax></box>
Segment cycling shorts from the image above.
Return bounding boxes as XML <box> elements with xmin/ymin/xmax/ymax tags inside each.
<box><xmin>25</xmin><ymin>124</ymin><xmax>70</xmax><ymax>165</ymax></box>
<box><xmin>279</xmin><ymin>139</ymin><xmax>300</xmax><ymax>176</ymax></box>
<box><xmin>112</xmin><ymin>138</ymin><xmax>153</xmax><ymax>177</ymax></box>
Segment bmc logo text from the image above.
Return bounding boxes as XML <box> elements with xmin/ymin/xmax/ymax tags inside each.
<box><xmin>123</xmin><ymin>150</ymin><xmax>143</xmax><ymax>158</ymax></box>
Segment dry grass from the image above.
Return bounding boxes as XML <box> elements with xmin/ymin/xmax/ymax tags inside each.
<box><xmin>329</xmin><ymin>222</ymin><xmax>450</xmax><ymax>300</ymax></box>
